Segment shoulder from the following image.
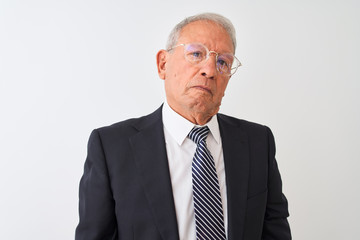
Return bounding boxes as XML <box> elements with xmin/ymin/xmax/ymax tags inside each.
<box><xmin>92</xmin><ymin>106</ymin><xmax>163</xmax><ymax>141</ymax></box>
<box><xmin>217</xmin><ymin>113</ymin><xmax>275</xmax><ymax>146</ymax></box>
<box><xmin>217</xmin><ymin>113</ymin><xmax>276</xmax><ymax>155</ymax></box>
<box><xmin>217</xmin><ymin>113</ymin><xmax>271</xmax><ymax>133</ymax></box>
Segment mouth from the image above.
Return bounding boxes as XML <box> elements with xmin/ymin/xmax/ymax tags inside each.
<box><xmin>192</xmin><ymin>85</ymin><xmax>212</xmax><ymax>94</ymax></box>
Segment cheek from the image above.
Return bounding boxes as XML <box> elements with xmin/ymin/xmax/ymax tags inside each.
<box><xmin>167</xmin><ymin>72</ymin><xmax>185</xmax><ymax>95</ymax></box>
<box><xmin>215</xmin><ymin>81</ymin><xmax>229</xmax><ymax>98</ymax></box>
<box><xmin>172</xmin><ymin>70</ymin><xmax>192</xmax><ymax>89</ymax></box>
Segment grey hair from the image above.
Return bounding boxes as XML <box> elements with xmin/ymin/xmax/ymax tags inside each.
<box><xmin>166</xmin><ymin>13</ymin><xmax>237</xmax><ymax>52</ymax></box>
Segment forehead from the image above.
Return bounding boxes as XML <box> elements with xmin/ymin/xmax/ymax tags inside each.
<box><xmin>177</xmin><ymin>20</ymin><xmax>234</xmax><ymax>53</ymax></box>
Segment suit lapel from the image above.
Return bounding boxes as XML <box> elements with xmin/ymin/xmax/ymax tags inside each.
<box><xmin>218</xmin><ymin>115</ymin><xmax>250</xmax><ymax>240</ymax></box>
<box><xmin>129</xmin><ymin>107</ymin><xmax>179</xmax><ymax>240</ymax></box>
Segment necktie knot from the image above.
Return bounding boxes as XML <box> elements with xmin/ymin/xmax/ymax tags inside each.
<box><xmin>188</xmin><ymin>126</ymin><xmax>210</xmax><ymax>144</ymax></box>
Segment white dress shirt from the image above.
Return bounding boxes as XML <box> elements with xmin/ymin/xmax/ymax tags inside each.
<box><xmin>162</xmin><ymin>101</ymin><xmax>228</xmax><ymax>240</ymax></box>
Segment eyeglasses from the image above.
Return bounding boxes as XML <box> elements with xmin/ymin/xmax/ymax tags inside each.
<box><xmin>167</xmin><ymin>43</ymin><xmax>241</xmax><ymax>76</ymax></box>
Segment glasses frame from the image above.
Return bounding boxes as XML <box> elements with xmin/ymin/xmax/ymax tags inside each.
<box><xmin>167</xmin><ymin>43</ymin><xmax>242</xmax><ymax>76</ymax></box>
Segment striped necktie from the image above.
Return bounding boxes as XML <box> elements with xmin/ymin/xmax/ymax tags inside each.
<box><xmin>188</xmin><ymin>126</ymin><xmax>226</xmax><ymax>240</ymax></box>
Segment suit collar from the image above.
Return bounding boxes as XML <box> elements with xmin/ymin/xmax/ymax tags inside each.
<box><xmin>218</xmin><ymin>114</ymin><xmax>250</xmax><ymax>240</ymax></box>
<box><xmin>129</xmin><ymin>106</ymin><xmax>180</xmax><ymax>240</ymax></box>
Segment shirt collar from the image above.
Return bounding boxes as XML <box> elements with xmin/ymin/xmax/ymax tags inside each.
<box><xmin>162</xmin><ymin>101</ymin><xmax>221</xmax><ymax>146</ymax></box>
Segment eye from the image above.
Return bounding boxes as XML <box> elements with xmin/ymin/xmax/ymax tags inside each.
<box><xmin>217</xmin><ymin>59</ymin><xmax>231</xmax><ymax>73</ymax></box>
<box><xmin>186</xmin><ymin>50</ymin><xmax>205</xmax><ymax>62</ymax></box>
<box><xmin>192</xmin><ymin>51</ymin><xmax>202</xmax><ymax>58</ymax></box>
<box><xmin>217</xmin><ymin>59</ymin><xmax>228</xmax><ymax>67</ymax></box>
<box><xmin>184</xmin><ymin>43</ymin><xmax>207</xmax><ymax>63</ymax></box>
<box><xmin>217</xmin><ymin>54</ymin><xmax>234</xmax><ymax>72</ymax></box>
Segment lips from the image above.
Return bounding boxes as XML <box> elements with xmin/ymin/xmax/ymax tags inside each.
<box><xmin>192</xmin><ymin>85</ymin><xmax>212</xmax><ymax>94</ymax></box>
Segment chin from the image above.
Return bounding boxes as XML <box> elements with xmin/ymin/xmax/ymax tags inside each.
<box><xmin>192</xmin><ymin>102</ymin><xmax>218</xmax><ymax>115</ymax></box>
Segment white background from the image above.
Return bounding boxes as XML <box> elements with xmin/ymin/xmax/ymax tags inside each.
<box><xmin>1</xmin><ymin>0</ymin><xmax>359</xmax><ymax>239</ymax></box>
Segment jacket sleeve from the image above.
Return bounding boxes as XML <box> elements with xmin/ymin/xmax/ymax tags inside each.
<box><xmin>262</xmin><ymin>127</ymin><xmax>292</xmax><ymax>239</ymax></box>
<box><xmin>75</xmin><ymin>129</ymin><xmax>118</xmax><ymax>240</ymax></box>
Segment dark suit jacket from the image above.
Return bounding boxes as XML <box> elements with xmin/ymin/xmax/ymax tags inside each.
<box><xmin>75</xmin><ymin>106</ymin><xmax>291</xmax><ymax>240</ymax></box>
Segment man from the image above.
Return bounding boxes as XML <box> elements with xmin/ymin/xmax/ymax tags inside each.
<box><xmin>76</xmin><ymin>13</ymin><xmax>291</xmax><ymax>240</ymax></box>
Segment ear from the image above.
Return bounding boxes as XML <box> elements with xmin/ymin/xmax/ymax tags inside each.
<box><xmin>156</xmin><ymin>50</ymin><xmax>168</xmax><ymax>80</ymax></box>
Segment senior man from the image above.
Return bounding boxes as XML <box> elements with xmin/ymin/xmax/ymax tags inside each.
<box><xmin>76</xmin><ymin>13</ymin><xmax>291</xmax><ymax>240</ymax></box>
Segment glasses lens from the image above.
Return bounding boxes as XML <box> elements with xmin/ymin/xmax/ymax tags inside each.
<box><xmin>184</xmin><ymin>43</ymin><xmax>207</xmax><ymax>63</ymax></box>
<box><xmin>217</xmin><ymin>54</ymin><xmax>234</xmax><ymax>75</ymax></box>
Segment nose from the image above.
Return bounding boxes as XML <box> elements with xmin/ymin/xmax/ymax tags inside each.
<box><xmin>200</xmin><ymin>53</ymin><xmax>218</xmax><ymax>79</ymax></box>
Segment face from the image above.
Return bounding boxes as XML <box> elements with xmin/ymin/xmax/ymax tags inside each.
<box><xmin>157</xmin><ymin>20</ymin><xmax>234</xmax><ymax>124</ymax></box>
